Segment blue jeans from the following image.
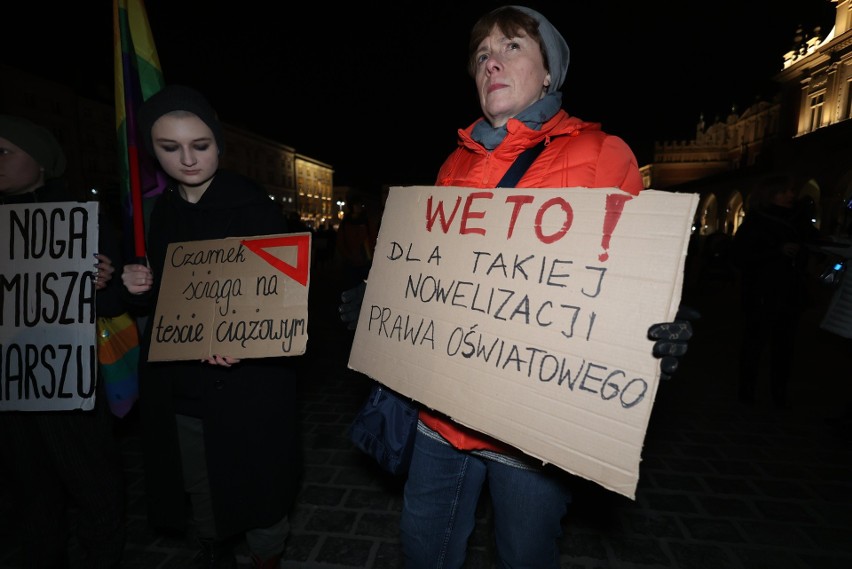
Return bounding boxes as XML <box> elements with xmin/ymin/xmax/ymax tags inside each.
<box><xmin>400</xmin><ymin>426</ymin><xmax>572</xmax><ymax>569</ymax></box>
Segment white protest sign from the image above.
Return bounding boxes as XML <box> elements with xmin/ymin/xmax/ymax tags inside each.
<box><xmin>147</xmin><ymin>232</ymin><xmax>312</xmax><ymax>361</ymax></box>
<box><xmin>349</xmin><ymin>186</ymin><xmax>698</xmax><ymax>499</ymax></box>
<box><xmin>1</xmin><ymin>202</ymin><xmax>99</xmax><ymax>412</ymax></box>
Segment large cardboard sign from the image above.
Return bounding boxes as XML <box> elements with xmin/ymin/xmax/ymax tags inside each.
<box><xmin>1</xmin><ymin>202</ymin><xmax>99</xmax><ymax>412</ymax></box>
<box><xmin>148</xmin><ymin>232</ymin><xmax>311</xmax><ymax>361</ymax></box>
<box><xmin>349</xmin><ymin>186</ymin><xmax>698</xmax><ymax>499</ymax></box>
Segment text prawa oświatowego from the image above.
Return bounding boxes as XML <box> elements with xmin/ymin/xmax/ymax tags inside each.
<box><xmin>362</xmin><ymin>190</ymin><xmax>648</xmax><ymax>409</ymax></box>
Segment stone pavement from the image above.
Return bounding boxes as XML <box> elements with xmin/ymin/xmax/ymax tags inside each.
<box><xmin>1</xmin><ymin>260</ymin><xmax>851</xmax><ymax>569</ymax></box>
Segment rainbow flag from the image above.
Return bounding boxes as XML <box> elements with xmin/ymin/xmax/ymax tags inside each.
<box><xmin>113</xmin><ymin>0</ymin><xmax>165</xmax><ymax>260</ymax></box>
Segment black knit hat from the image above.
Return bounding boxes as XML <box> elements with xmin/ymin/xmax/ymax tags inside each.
<box><xmin>138</xmin><ymin>85</ymin><xmax>224</xmax><ymax>156</ymax></box>
<box><xmin>0</xmin><ymin>114</ymin><xmax>67</xmax><ymax>178</ymax></box>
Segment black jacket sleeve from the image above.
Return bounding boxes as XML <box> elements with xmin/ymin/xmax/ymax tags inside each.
<box><xmin>96</xmin><ymin>211</ymin><xmax>131</xmax><ymax>318</ymax></box>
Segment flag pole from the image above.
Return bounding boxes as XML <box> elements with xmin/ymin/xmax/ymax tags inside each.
<box><xmin>113</xmin><ymin>0</ymin><xmax>165</xmax><ymax>263</ymax></box>
<box><xmin>123</xmin><ymin>67</ymin><xmax>147</xmax><ymax>261</ymax></box>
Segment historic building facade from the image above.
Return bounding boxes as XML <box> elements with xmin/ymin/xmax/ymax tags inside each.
<box><xmin>641</xmin><ymin>0</ymin><xmax>852</xmax><ymax>243</ymax></box>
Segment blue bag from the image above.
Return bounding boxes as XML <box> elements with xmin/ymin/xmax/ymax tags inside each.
<box><xmin>348</xmin><ymin>383</ymin><xmax>418</xmax><ymax>475</ymax></box>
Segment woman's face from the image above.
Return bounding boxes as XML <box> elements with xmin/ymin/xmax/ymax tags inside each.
<box><xmin>473</xmin><ymin>25</ymin><xmax>551</xmax><ymax>128</ymax></box>
<box><xmin>150</xmin><ymin>113</ymin><xmax>219</xmax><ymax>191</ymax></box>
<box><xmin>0</xmin><ymin>136</ymin><xmax>43</xmax><ymax>196</ymax></box>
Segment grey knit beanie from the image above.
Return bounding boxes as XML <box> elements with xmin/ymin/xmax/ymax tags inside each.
<box><xmin>0</xmin><ymin>115</ymin><xmax>67</xmax><ymax>178</ymax></box>
<box><xmin>510</xmin><ymin>6</ymin><xmax>570</xmax><ymax>93</ymax></box>
<box><xmin>138</xmin><ymin>85</ymin><xmax>224</xmax><ymax>156</ymax></box>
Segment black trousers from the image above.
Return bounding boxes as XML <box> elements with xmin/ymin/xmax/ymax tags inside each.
<box><xmin>0</xmin><ymin>385</ymin><xmax>126</xmax><ymax>568</ymax></box>
<box><xmin>737</xmin><ymin>304</ymin><xmax>800</xmax><ymax>406</ymax></box>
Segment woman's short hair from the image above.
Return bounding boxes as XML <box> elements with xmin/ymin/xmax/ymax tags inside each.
<box><xmin>467</xmin><ymin>7</ymin><xmax>547</xmax><ymax>78</ymax></box>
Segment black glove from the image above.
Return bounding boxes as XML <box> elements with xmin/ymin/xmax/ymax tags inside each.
<box><xmin>339</xmin><ymin>281</ymin><xmax>367</xmax><ymax>331</ymax></box>
<box><xmin>647</xmin><ymin>305</ymin><xmax>700</xmax><ymax>380</ymax></box>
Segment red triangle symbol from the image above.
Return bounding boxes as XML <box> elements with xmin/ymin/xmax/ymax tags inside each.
<box><xmin>241</xmin><ymin>233</ymin><xmax>311</xmax><ymax>286</ymax></box>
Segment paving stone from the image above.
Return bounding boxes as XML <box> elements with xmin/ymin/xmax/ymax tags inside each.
<box><xmin>609</xmin><ymin>536</ymin><xmax>670</xmax><ymax>565</ymax></box>
<box><xmin>314</xmin><ymin>536</ymin><xmax>373</xmax><ymax>566</ymax></box>
<box><xmin>669</xmin><ymin>542</ymin><xmax>738</xmax><ymax>569</ymax></box>
<box><xmin>302</xmin><ymin>464</ymin><xmax>338</xmax><ymax>484</ymax></box>
<box><xmin>751</xmin><ymin>498</ymin><xmax>814</xmax><ymax>523</ymax></box>
<box><xmin>677</xmin><ymin>443</ymin><xmax>724</xmax><ymax>459</ymax></box>
<box><xmin>661</xmin><ymin>456</ymin><xmax>711</xmax><ymax>473</ymax></box>
<box><xmin>648</xmin><ymin>472</ymin><xmax>707</xmax><ymax>492</ymax></box>
<box><xmin>283</xmin><ymin>533</ymin><xmax>319</xmax><ymax>563</ymax></box>
<box><xmin>753</xmin><ymin>478</ymin><xmax>811</xmax><ymax>499</ymax></box>
<box><xmin>807</xmin><ymin>501</ymin><xmax>852</xmax><ymax>526</ymax></box>
<box><xmin>304</xmin><ymin>508</ymin><xmax>358</xmax><ymax>533</ymax></box>
<box><xmin>681</xmin><ymin>516</ymin><xmax>745</xmax><ymax>542</ymax></box>
<box><xmin>336</xmin><ymin>464</ymin><xmax>396</xmax><ymax>487</ymax></box>
<box><xmin>707</xmin><ymin>458</ymin><xmax>763</xmax><ymax>476</ymax></box>
<box><xmin>619</xmin><ymin>511</ymin><xmax>684</xmax><ymax>539</ymax></box>
<box><xmin>354</xmin><ymin>512</ymin><xmax>399</xmax><ymax>539</ymax></box>
<box><xmin>808</xmin><ymin>481</ymin><xmax>852</xmax><ymax>502</ymax></box>
<box><xmin>696</xmin><ymin>496</ymin><xmax>756</xmax><ymax>519</ymax></box>
<box><xmin>345</xmin><ymin>488</ymin><xmax>396</xmax><ymax>510</ymax></box>
<box><xmin>701</xmin><ymin>475</ymin><xmax>757</xmax><ymax>495</ymax></box>
<box><xmin>796</xmin><ymin>552</ymin><xmax>852</xmax><ymax>569</ymax></box>
<box><xmin>560</xmin><ymin>532</ymin><xmax>608</xmax><ymax>559</ymax></box>
<box><xmin>300</xmin><ymin>484</ymin><xmax>347</xmax><ymax>507</ymax></box>
<box><xmin>811</xmin><ymin>464</ymin><xmax>852</xmax><ymax>483</ymax></box>
<box><xmin>732</xmin><ymin>546</ymin><xmax>811</xmax><ymax>569</ymax></box>
<box><xmin>800</xmin><ymin>524</ymin><xmax>852</xmax><ymax>554</ymax></box>
<box><xmin>735</xmin><ymin>520</ymin><xmax>812</xmax><ymax>548</ymax></box>
<box><xmin>642</xmin><ymin>492</ymin><xmax>699</xmax><ymax>514</ymax></box>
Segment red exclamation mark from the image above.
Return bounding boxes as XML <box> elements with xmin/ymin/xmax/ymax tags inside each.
<box><xmin>599</xmin><ymin>193</ymin><xmax>633</xmax><ymax>262</ymax></box>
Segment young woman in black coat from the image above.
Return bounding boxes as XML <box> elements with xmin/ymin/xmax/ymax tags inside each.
<box><xmin>121</xmin><ymin>86</ymin><xmax>302</xmax><ymax>569</ymax></box>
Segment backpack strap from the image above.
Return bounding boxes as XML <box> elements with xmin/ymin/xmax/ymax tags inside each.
<box><xmin>496</xmin><ymin>139</ymin><xmax>547</xmax><ymax>188</ymax></box>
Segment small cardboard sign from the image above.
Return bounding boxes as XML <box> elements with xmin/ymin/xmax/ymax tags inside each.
<box><xmin>148</xmin><ymin>232</ymin><xmax>311</xmax><ymax>361</ymax></box>
<box><xmin>348</xmin><ymin>186</ymin><xmax>698</xmax><ymax>499</ymax></box>
<box><xmin>0</xmin><ymin>202</ymin><xmax>99</xmax><ymax>412</ymax></box>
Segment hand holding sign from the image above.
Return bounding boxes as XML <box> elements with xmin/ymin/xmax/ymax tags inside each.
<box><xmin>648</xmin><ymin>305</ymin><xmax>701</xmax><ymax>380</ymax></box>
<box><xmin>93</xmin><ymin>253</ymin><xmax>116</xmax><ymax>290</ymax></box>
<box><xmin>202</xmin><ymin>354</ymin><xmax>241</xmax><ymax>367</ymax></box>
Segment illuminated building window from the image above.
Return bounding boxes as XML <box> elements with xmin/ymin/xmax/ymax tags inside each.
<box><xmin>809</xmin><ymin>92</ymin><xmax>824</xmax><ymax>132</ymax></box>
<box><xmin>846</xmin><ymin>79</ymin><xmax>852</xmax><ymax>121</ymax></box>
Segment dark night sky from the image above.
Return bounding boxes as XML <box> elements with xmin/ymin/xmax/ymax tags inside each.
<box><xmin>3</xmin><ymin>1</ymin><xmax>838</xmax><ymax>189</ymax></box>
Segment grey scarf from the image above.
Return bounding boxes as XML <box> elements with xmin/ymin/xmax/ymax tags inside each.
<box><xmin>471</xmin><ymin>92</ymin><xmax>563</xmax><ymax>150</ymax></box>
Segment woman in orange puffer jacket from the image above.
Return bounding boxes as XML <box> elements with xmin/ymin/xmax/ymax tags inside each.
<box><xmin>399</xmin><ymin>6</ymin><xmax>644</xmax><ymax>569</ymax></box>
